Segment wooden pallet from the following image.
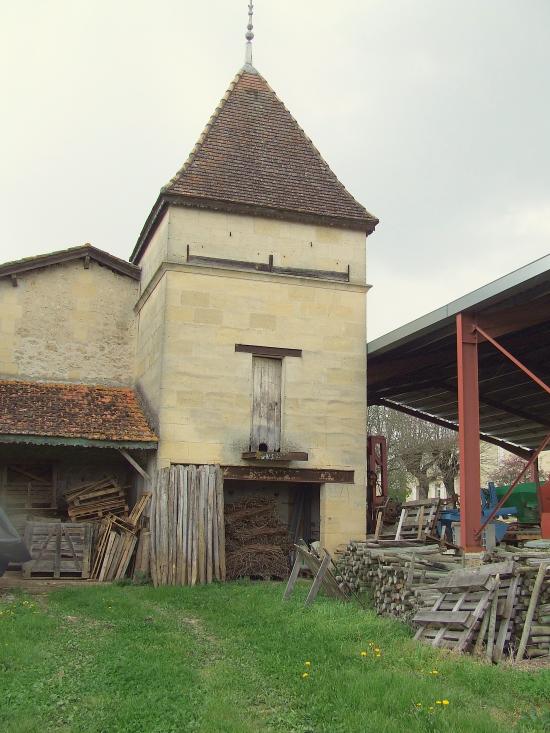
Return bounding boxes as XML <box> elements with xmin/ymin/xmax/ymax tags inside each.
<box><xmin>395</xmin><ymin>499</ymin><xmax>441</xmax><ymax>542</ymax></box>
<box><xmin>413</xmin><ymin>561</ymin><xmax>521</xmax><ymax>656</ymax></box>
<box><xmin>23</xmin><ymin>522</ymin><xmax>93</xmax><ymax>578</ymax></box>
<box><xmin>65</xmin><ymin>477</ymin><xmax>129</xmax><ymax>522</ymax></box>
<box><xmin>90</xmin><ymin>494</ymin><xmax>151</xmax><ymax>581</ymax></box>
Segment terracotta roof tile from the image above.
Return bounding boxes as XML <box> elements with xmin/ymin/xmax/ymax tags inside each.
<box><xmin>0</xmin><ymin>381</ymin><xmax>157</xmax><ymax>444</ymax></box>
<box><xmin>163</xmin><ymin>67</ymin><xmax>376</xmax><ymax>226</ymax></box>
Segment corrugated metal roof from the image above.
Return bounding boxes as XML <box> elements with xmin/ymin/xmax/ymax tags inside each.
<box><xmin>367</xmin><ymin>255</ymin><xmax>550</xmax><ymax>455</ymax></box>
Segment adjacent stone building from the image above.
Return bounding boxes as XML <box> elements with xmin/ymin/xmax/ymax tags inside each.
<box><xmin>0</xmin><ymin>60</ymin><xmax>377</xmax><ymax>554</ymax></box>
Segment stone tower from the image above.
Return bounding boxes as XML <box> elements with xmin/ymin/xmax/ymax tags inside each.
<box><xmin>132</xmin><ymin>62</ymin><xmax>378</xmax><ymax>551</ymax></box>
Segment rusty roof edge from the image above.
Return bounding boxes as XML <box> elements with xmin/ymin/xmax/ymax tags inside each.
<box><xmin>0</xmin><ymin>434</ymin><xmax>157</xmax><ymax>450</ymax></box>
<box><xmin>368</xmin><ymin>252</ymin><xmax>550</xmax><ymax>358</ymax></box>
<box><xmin>0</xmin><ymin>244</ymin><xmax>140</xmax><ymax>281</ymax></box>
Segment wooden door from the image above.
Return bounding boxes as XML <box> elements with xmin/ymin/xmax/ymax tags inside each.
<box><xmin>251</xmin><ymin>357</ymin><xmax>282</xmax><ymax>451</ymax></box>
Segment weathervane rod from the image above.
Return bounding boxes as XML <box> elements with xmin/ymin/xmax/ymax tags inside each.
<box><xmin>245</xmin><ymin>1</ymin><xmax>254</xmax><ymax>65</ymax></box>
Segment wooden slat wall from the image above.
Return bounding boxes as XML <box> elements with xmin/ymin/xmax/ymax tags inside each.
<box><xmin>150</xmin><ymin>465</ymin><xmax>225</xmax><ymax>587</ymax></box>
<box><xmin>251</xmin><ymin>356</ymin><xmax>282</xmax><ymax>451</ymax></box>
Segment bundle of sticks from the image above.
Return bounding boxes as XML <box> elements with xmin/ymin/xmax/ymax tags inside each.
<box><xmin>90</xmin><ymin>493</ymin><xmax>151</xmax><ymax>582</ymax></box>
<box><xmin>65</xmin><ymin>477</ymin><xmax>128</xmax><ymax>522</ymax></box>
<box><xmin>225</xmin><ymin>496</ymin><xmax>291</xmax><ymax>580</ymax></box>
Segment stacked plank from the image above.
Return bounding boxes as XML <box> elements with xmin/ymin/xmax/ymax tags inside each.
<box><xmin>150</xmin><ymin>465</ymin><xmax>225</xmax><ymax>587</ymax></box>
<box><xmin>65</xmin><ymin>478</ymin><xmax>128</xmax><ymax>521</ymax></box>
<box><xmin>225</xmin><ymin>495</ymin><xmax>291</xmax><ymax>580</ymax></box>
<box><xmin>91</xmin><ymin>493</ymin><xmax>151</xmax><ymax>582</ymax></box>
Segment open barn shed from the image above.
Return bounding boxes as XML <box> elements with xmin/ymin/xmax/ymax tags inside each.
<box><xmin>368</xmin><ymin>254</ymin><xmax>550</xmax><ymax>551</ymax></box>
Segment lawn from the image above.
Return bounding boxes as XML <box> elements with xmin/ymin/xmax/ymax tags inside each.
<box><xmin>1</xmin><ymin>581</ymin><xmax>549</xmax><ymax>733</ymax></box>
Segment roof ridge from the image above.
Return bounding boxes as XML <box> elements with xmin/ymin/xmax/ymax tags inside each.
<box><xmin>162</xmin><ymin>67</ymin><xmax>248</xmax><ymax>194</ymax></box>
<box><xmin>0</xmin><ymin>244</ymin><xmax>140</xmax><ymax>281</ymax></box>
<box><xmin>252</xmin><ymin>69</ymin><xmax>377</xmax><ymax>222</ymax></box>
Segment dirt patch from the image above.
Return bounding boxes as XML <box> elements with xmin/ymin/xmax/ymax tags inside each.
<box><xmin>0</xmin><ymin>572</ymin><xmax>106</xmax><ymax>594</ymax></box>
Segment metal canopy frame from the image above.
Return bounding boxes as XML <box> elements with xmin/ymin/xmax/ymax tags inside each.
<box><xmin>368</xmin><ymin>255</ymin><xmax>550</xmax><ymax>551</ymax></box>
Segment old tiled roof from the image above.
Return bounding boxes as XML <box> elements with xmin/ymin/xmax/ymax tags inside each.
<box><xmin>131</xmin><ymin>65</ymin><xmax>378</xmax><ymax>263</ymax></box>
<box><xmin>0</xmin><ymin>381</ymin><xmax>157</xmax><ymax>444</ymax></box>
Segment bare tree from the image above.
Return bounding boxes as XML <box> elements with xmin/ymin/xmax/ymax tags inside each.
<box><xmin>368</xmin><ymin>405</ymin><xmax>459</xmax><ymax>504</ymax></box>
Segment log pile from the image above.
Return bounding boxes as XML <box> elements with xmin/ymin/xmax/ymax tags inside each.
<box><xmin>225</xmin><ymin>496</ymin><xmax>291</xmax><ymax>580</ymax></box>
<box><xmin>492</xmin><ymin>545</ymin><xmax>550</xmax><ymax>660</ymax></box>
<box><xmin>336</xmin><ymin>540</ymin><xmax>550</xmax><ymax>662</ymax></box>
<box><xmin>65</xmin><ymin>478</ymin><xmax>128</xmax><ymax>522</ymax></box>
<box><xmin>150</xmin><ymin>465</ymin><xmax>225</xmax><ymax>586</ymax></box>
<box><xmin>337</xmin><ymin>542</ymin><xmax>462</xmax><ymax>621</ymax></box>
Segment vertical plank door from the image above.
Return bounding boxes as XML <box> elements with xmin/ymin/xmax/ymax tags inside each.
<box><xmin>251</xmin><ymin>356</ymin><xmax>282</xmax><ymax>451</ymax></box>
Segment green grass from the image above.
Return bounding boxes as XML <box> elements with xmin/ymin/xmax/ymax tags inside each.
<box><xmin>1</xmin><ymin>582</ymin><xmax>549</xmax><ymax>733</ymax></box>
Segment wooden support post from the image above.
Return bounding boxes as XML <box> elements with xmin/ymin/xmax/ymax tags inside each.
<box><xmin>118</xmin><ymin>449</ymin><xmax>151</xmax><ymax>482</ymax></box>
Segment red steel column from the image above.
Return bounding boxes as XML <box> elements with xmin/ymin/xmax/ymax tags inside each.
<box><xmin>456</xmin><ymin>313</ymin><xmax>482</xmax><ymax>551</ymax></box>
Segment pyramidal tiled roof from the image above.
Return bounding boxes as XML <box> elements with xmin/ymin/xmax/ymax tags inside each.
<box><xmin>132</xmin><ymin>65</ymin><xmax>377</xmax><ymax>263</ymax></box>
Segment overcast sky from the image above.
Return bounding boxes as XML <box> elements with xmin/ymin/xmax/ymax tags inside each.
<box><xmin>1</xmin><ymin>1</ymin><xmax>549</xmax><ymax>339</ymax></box>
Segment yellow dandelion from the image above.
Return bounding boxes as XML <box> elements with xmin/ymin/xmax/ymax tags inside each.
<box><xmin>360</xmin><ymin>651</ymin><xmax>368</xmax><ymax>657</ymax></box>
<box><xmin>442</xmin><ymin>700</ymin><xmax>449</xmax><ymax>706</ymax></box>
<box><xmin>302</xmin><ymin>672</ymin><xmax>309</xmax><ymax>679</ymax></box>
<box><xmin>435</xmin><ymin>700</ymin><xmax>442</xmax><ymax>705</ymax></box>
<box><xmin>304</xmin><ymin>661</ymin><xmax>311</xmax><ymax>667</ymax></box>
<box><xmin>431</xmin><ymin>670</ymin><xmax>439</xmax><ymax>675</ymax></box>
<box><xmin>375</xmin><ymin>653</ymin><xmax>381</xmax><ymax>658</ymax></box>
<box><xmin>415</xmin><ymin>703</ymin><xmax>422</xmax><ymax>708</ymax></box>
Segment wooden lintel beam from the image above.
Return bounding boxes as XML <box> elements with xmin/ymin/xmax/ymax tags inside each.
<box><xmin>241</xmin><ymin>451</ymin><xmax>308</xmax><ymax>461</ymax></box>
<box><xmin>118</xmin><ymin>449</ymin><xmax>151</xmax><ymax>482</ymax></box>
<box><xmin>235</xmin><ymin>344</ymin><xmax>302</xmax><ymax>359</ymax></box>
<box><xmin>223</xmin><ymin>465</ymin><xmax>354</xmax><ymax>484</ymax></box>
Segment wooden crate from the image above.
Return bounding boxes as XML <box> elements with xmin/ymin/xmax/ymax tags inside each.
<box><xmin>23</xmin><ymin>522</ymin><xmax>93</xmax><ymax>578</ymax></box>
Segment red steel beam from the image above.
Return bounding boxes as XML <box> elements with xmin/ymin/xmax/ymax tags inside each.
<box><xmin>476</xmin><ymin>433</ymin><xmax>550</xmax><ymax>538</ymax></box>
<box><xmin>456</xmin><ymin>313</ymin><xmax>482</xmax><ymax>552</ymax></box>
<box><xmin>474</xmin><ymin>324</ymin><xmax>550</xmax><ymax>396</ymax></box>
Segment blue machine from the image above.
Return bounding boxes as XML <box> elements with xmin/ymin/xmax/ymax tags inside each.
<box><xmin>439</xmin><ymin>483</ymin><xmax>516</xmax><ymax>544</ymax></box>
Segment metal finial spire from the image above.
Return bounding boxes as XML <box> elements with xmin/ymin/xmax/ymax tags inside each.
<box><xmin>245</xmin><ymin>2</ymin><xmax>254</xmax><ymax>65</ymax></box>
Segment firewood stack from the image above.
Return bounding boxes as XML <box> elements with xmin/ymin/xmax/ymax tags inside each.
<box><xmin>336</xmin><ymin>542</ymin><xmax>462</xmax><ymax>621</ymax></box>
<box><xmin>337</xmin><ymin>540</ymin><xmax>550</xmax><ymax>662</ymax></box>
<box><xmin>225</xmin><ymin>496</ymin><xmax>291</xmax><ymax>580</ymax></box>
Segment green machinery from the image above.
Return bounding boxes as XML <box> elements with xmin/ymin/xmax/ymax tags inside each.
<box><xmin>495</xmin><ymin>482</ymin><xmax>540</xmax><ymax>524</ymax></box>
